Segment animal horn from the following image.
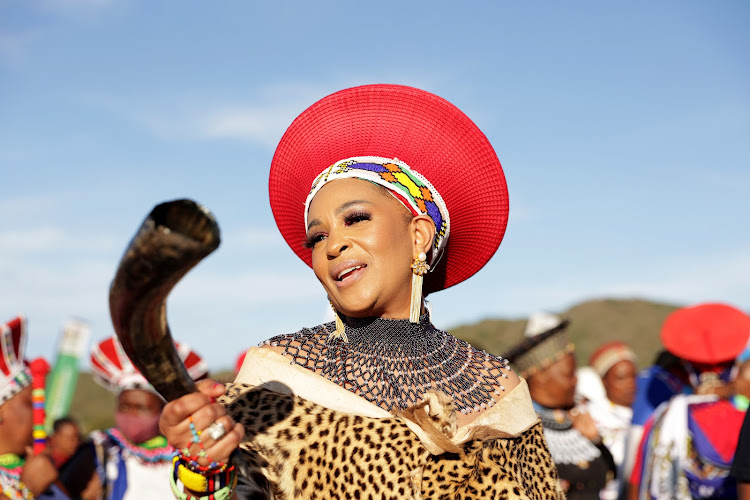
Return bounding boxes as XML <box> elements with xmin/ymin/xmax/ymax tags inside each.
<box><xmin>109</xmin><ymin>199</ymin><xmax>220</xmax><ymax>401</ymax></box>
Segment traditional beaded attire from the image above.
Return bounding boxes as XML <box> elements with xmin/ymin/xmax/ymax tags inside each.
<box><xmin>213</xmin><ymin>84</ymin><xmax>561</xmax><ymax>499</ymax></box>
<box><xmin>505</xmin><ymin>313</ymin><xmax>616</xmax><ymax>499</ymax></box>
<box><xmin>225</xmin><ymin>316</ymin><xmax>564</xmax><ymax>499</ymax></box>
<box><xmin>89</xmin><ymin>429</ymin><xmax>175</xmax><ymax>500</ymax></box>
<box><xmin>0</xmin><ymin>454</ymin><xmax>33</xmax><ymax>500</ymax></box>
<box><xmin>262</xmin><ymin>315</ymin><xmax>510</xmax><ymax>415</ymax></box>
<box><xmin>534</xmin><ymin>404</ymin><xmax>616</xmax><ymax>500</ymax></box>
<box><xmin>0</xmin><ymin>317</ymin><xmax>39</xmax><ymax>500</ymax></box>
<box><xmin>89</xmin><ymin>336</ymin><xmax>207</xmax><ymax>500</ymax></box>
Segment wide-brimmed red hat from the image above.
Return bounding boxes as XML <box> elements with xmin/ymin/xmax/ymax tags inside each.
<box><xmin>269</xmin><ymin>84</ymin><xmax>508</xmax><ymax>294</ymax></box>
<box><xmin>661</xmin><ymin>303</ymin><xmax>750</xmax><ymax>364</ymax></box>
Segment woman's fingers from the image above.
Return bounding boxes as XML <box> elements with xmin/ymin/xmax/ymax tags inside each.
<box><xmin>196</xmin><ymin>379</ymin><xmax>228</xmax><ymax>398</ymax></box>
<box><xmin>159</xmin><ymin>380</ymin><xmax>243</xmax><ymax>466</ymax></box>
<box><xmin>160</xmin><ymin>379</ymin><xmax>225</xmax><ymax>427</ymax></box>
<box><xmin>177</xmin><ymin>415</ymin><xmax>244</xmax><ymax>466</ymax></box>
<box><xmin>202</xmin><ymin>421</ymin><xmax>245</xmax><ymax>464</ymax></box>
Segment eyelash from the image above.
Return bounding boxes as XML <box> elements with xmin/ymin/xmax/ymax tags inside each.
<box><xmin>304</xmin><ymin>233</ymin><xmax>325</xmax><ymax>249</ymax></box>
<box><xmin>304</xmin><ymin>211</ymin><xmax>372</xmax><ymax>249</ymax></box>
<box><xmin>344</xmin><ymin>211</ymin><xmax>371</xmax><ymax>225</ymax></box>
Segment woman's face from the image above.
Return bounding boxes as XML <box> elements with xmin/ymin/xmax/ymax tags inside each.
<box><xmin>0</xmin><ymin>386</ymin><xmax>33</xmax><ymax>455</ymax></box>
<box><xmin>545</xmin><ymin>353</ymin><xmax>578</xmax><ymax>408</ymax></box>
<box><xmin>306</xmin><ymin>178</ymin><xmax>427</xmax><ymax>319</ymax></box>
<box><xmin>117</xmin><ymin>389</ymin><xmax>164</xmax><ymax>416</ymax></box>
<box><xmin>602</xmin><ymin>359</ymin><xmax>637</xmax><ymax>407</ymax></box>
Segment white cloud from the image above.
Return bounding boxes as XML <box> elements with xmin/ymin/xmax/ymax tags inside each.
<box><xmin>0</xmin><ymin>226</ymin><xmax>119</xmax><ymax>254</ymax></box>
<box><xmin>0</xmin><ymin>195</ymin><xmax>59</xmax><ymax>218</ymax></box>
<box><xmin>81</xmin><ymin>78</ymin><xmax>440</xmax><ymax>147</ymax></box>
<box><xmin>82</xmin><ymin>83</ymin><xmax>328</xmax><ymax>147</ymax></box>
<box><xmin>198</xmin><ymin>105</ymin><xmax>299</xmax><ymax>146</ymax></box>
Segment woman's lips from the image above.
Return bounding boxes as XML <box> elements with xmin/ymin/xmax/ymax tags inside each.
<box><xmin>332</xmin><ymin>263</ymin><xmax>367</xmax><ymax>288</ymax></box>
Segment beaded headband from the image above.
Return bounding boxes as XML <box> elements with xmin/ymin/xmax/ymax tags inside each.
<box><xmin>589</xmin><ymin>342</ymin><xmax>636</xmax><ymax>377</ymax></box>
<box><xmin>0</xmin><ymin>316</ymin><xmax>32</xmax><ymax>406</ymax></box>
<box><xmin>91</xmin><ymin>337</ymin><xmax>208</xmax><ymax>397</ymax></box>
<box><xmin>304</xmin><ymin>156</ymin><xmax>451</xmax><ymax>268</ymax></box>
<box><xmin>504</xmin><ymin>319</ymin><xmax>573</xmax><ymax>378</ymax></box>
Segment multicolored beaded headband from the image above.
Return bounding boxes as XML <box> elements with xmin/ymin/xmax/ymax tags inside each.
<box><xmin>0</xmin><ymin>316</ymin><xmax>32</xmax><ymax>406</ymax></box>
<box><xmin>91</xmin><ymin>337</ymin><xmax>208</xmax><ymax>397</ymax></box>
<box><xmin>304</xmin><ymin>156</ymin><xmax>451</xmax><ymax>268</ymax></box>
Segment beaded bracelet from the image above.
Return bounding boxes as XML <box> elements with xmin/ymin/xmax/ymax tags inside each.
<box><xmin>180</xmin><ymin>416</ymin><xmax>209</xmax><ymax>459</ymax></box>
<box><xmin>172</xmin><ymin>456</ymin><xmax>237</xmax><ymax>493</ymax></box>
<box><xmin>170</xmin><ymin>458</ymin><xmax>238</xmax><ymax>500</ymax></box>
<box><xmin>1</xmin><ymin>483</ymin><xmax>34</xmax><ymax>500</ymax></box>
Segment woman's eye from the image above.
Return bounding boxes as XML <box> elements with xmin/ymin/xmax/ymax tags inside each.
<box><xmin>304</xmin><ymin>233</ymin><xmax>326</xmax><ymax>249</ymax></box>
<box><xmin>344</xmin><ymin>212</ymin><xmax>370</xmax><ymax>226</ymax></box>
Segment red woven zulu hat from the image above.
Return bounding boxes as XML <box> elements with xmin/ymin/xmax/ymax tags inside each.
<box><xmin>661</xmin><ymin>303</ymin><xmax>750</xmax><ymax>364</ymax></box>
<box><xmin>269</xmin><ymin>84</ymin><xmax>508</xmax><ymax>294</ymax></box>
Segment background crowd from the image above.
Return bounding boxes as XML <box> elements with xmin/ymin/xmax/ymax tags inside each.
<box><xmin>2</xmin><ymin>2</ymin><xmax>747</xmax><ymax>499</ymax></box>
<box><xmin>1</xmin><ymin>301</ymin><xmax>749</xmax><ymax>499</ymax></box>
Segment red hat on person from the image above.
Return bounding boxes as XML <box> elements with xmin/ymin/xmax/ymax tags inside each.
<box><xmin>269</xmin><ymin>84</ymin><xmax>508</xmax><ymax>295</ymax></box>
<box><xmin>661</xmin><ymin>303</ymin><xmax>750</xmax><ymax>365</ymax></box>
<box><xmin>90</xmin><ymin>336</ymin><xmax>209</xmax><ymax>397</ymax></box>
<box><xmin>0</xmin><ymin>315</ymin><xmax>32</xmax><ymax>406</ymax></box>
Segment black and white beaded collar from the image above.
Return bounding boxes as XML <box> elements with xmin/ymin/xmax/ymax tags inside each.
<box><xmin>262</xmin><ymin>314</ymin><xmax>510</xmax><ymax>414</ymax></box>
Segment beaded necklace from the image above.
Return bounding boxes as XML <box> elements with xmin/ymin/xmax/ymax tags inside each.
<box><xmin>0</xmin><ymin>454</ymin><xmax>33</xmax><ymax>500</ymax></box>
<box><xmin>105</xmin><ymin>428</ymin><xmax>174</xmax><ymax>464</ymax></box>
<box><xmin>263</xmin><ymin>314</ymin><xmax>510</xmax><ymax>414</ymax></box>
<box><xmin>533</xmin><ymin>404</ymin><xmax>602</xmax><ymax>466</ymax></box>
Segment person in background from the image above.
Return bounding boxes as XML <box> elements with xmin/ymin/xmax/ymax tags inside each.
<box><xmin>47</xmin><ymin>418</ymin><xmax>81</xmax><ymax>470</ymax></box>
<box><xmin>587</xmin><ymin>342</ymin><xmax>637</xmax><ymax>465</ymax></box>
<box><xmin>732</xmin><ymin>374</ymin><xmax>750</xmax><ymax>500</ymax></box>
<box><xmin>86</xmin><ymin>337</ymin><xmax>208</xmax><ymax>500</ymax></box>
<box><xmin>585</xmin><ymin>341</ymin><xmax>637</xmax><ymax>497</ymax></box>
<box><xmin>631</xmin><ymin>303</ymin><xmax>750</xmax><ymax>499</ymax></box>
<box><xmin>0</xmin><ymin>316</ymin><xmax>59</xmax><ymax>499</ymax></box>
<box><xmin>505</xmin><ymin>312</ymin><xmax>616</xmax><ymax>500</ymax></box>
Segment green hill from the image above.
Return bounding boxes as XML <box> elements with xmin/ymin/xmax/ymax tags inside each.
<box><xmin>67</xmin><ymin>298</ymin><xmax>679</xmax><ymax>433</ymax></box>
<box><xmin>451</xmin><ymin>298</ymin><xmax>680</xmax><ymax>368</ymax></box>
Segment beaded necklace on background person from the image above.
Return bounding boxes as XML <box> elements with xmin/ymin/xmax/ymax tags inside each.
<box><xmin>0</xmin><ymin>453</ymin><xmax>34</xmax><ymax>500</ymax></box>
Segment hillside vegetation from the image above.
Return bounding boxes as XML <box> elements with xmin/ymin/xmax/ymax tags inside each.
<box><xmin>69</xmin><ymin>298</ymin><xmax>679</xmax><ymax>433</ymax></box>
<box><xmin>452</xmin><ymin>298</ymin><xmax>680</xmax><ymax>368</ymax></box>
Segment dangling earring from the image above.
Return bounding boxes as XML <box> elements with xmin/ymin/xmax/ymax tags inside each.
<box><xmin>329</xmin><ymin>301</ymin><xmax>348</xmax><ymax>343</ymax></box>
<box><xmin>410</xmin><ymin>252</ymin><xmax>430</xmax><ymax>323</ymax></box>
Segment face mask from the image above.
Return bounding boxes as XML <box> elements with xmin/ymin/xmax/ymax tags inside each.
<box><xmin>114</xmin><ymin>411</ymin><xmax>161</xmax><ymax>444</ymax></box>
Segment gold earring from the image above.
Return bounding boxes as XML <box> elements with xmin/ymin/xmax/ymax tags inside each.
<box><xmin>410</xmin><ymin>252</ymin><xmax>430</xmax><ymax>323</ymax></box>
<box><xmin>329</xmin><ymin>301</ymin><xmax>348</xmax><ymax>343</ymax></box>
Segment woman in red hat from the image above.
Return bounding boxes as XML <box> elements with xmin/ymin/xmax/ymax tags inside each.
<box><xmin>630</xmin><ymin>303</ymin><xmax>750</xmax><ymax>500</ymax></box>
<box><xmin>159</xmin><ymin>84</ymin><xmax>562</xmax><ymax>499</ymax></box>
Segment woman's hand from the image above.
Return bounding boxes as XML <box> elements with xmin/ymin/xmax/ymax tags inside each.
<box><xmin>159</xmin><ymin>379</ymin><xmax>245</xmax><ymax>466</ymax></box>
<box><xmin>20</xmin><ymin>446</ymin><xmax>58</xmax><ymax>497</ymax></box>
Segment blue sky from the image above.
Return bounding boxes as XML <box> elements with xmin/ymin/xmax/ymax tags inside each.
<box><xmin>1</xmin><ymin>0</ymin><xmax>748</xmax><ymax>371</ymax></box>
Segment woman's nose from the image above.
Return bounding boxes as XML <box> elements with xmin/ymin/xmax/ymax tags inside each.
<box><xmin>326</xmin><ymin>229</ymin><xmax>349</xmax><ymax>258</ymax></box>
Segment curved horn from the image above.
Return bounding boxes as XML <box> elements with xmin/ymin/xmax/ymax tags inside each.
<box><xmin>109</xmin><ymin>199</ymin><xmax>220</xmax><ymax>401</ymax></box>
